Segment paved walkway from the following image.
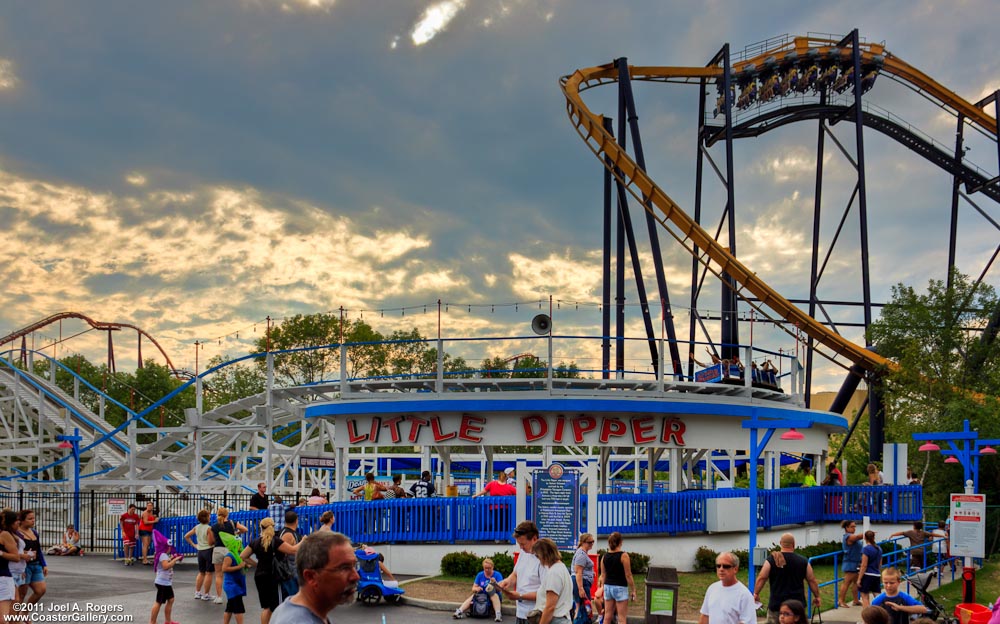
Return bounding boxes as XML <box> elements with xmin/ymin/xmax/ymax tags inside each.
<box><xmin>37</xmin><ymin>555</ymin><xmax>905</xmax><ymax>624</ymax></box>
<box><xmin>37</xmin><ymin>555</ymin><xmax>447</xmax><ymax>623</ymax></box>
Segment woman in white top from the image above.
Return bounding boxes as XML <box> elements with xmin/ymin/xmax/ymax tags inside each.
<box><xmin>183</xmin><ymin>509</ymin><xmax>215</xmax><ymax>601</ymax></box>
<box><xmin>533</xmin><ymin>538</ymin><xmax>574</xmax><ymax>624</ymax></box>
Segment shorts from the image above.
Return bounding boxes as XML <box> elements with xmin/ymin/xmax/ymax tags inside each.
<box><xmin>138</xmin><ymin>530</ymin><xmax>152</xmax><ymax>538</ymax></box>
<box><xmin>841</xmin><ymin>561</ymin><xmax>859</xmax><ymax>574</ymax></box>
<box><xmin>0</xmin><ymin>576</ymin><xmax>15</xmax><ymax>600</ymax></box>
<box><xmin>255</xmin><ymin>575</ymin><xmax>280</xmax><ymax>611</ymax></box>
<box><xmin>154</xmin><ymin>583</ymin><xmax>174</xmax><ymax>604</ymax></box>
<box><xmin>860</xmin><ymin>574</ymin><xmax>882</xmax><ymax>593</ymax></box>
<box><xmin>12</xmin><ymin>571</ymin><xmax>26</xmax><ymax>587</ymax></box>
<box><xmin>25</xmin><ymin>562</ymin><xmax>45</xmax><ymax>584</ymax></box>
<box><xmin>212</xmin><ymin>546</ymin><xmax>230</xmax><ymax>565</ymax></box>
<box><xmin>604</xmin><ymin>584</ymin><xmax>629</xmax><ymax>602</ymax></box>
<box><xmin>225</xmin><ymin>596</ymin><xmax>246</xmax><ymax>614</ymax></box>
<box><xmin>197</xmin><ymin>549</ymin><xmax>213</xmax><ymax>573</ymax></box>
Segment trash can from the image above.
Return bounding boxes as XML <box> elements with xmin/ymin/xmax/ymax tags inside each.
<box><xmin>445</xmin><ymin>485</ymin><xmax>459</xmax><ymax>497</ymax></box>
<box><xmin>644</xmin><ymin>566</ymin><xmax>679</xmax><ymax>624</ymax></box>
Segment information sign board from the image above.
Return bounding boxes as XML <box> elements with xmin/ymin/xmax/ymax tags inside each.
<box><xmin>532</xmin><ymin>464</ymin><xmax>580</xmax><ymax>550</ymax></box>
<box><xmin>107</xmin><ymin>498</ymin><xmax>127</xmax><ymax>516</ymax></box>
<box><xmin>299</xmin><ymin>456</ymin><xmax>336</xmax><ymax>469</ymax></box>
<box><xmin>950</xmin><ymin>493</ymin><xmax>986</xmax><ymax>558</ymax></box>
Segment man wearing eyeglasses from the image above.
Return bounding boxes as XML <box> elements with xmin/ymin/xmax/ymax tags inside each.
<box><xmin>270</xmin><ymin>531</ymin><xmax>359</xmax><ymax>624</ymax></box>
<box><xmin>498</xmin><ymin>521</ymin><xmax>545</xmax><ymax>624</ymax></box>
<box><xmin>699</xmin><ymin>552</ymin><xmax>757</xmax><ymax>624</ymax></box>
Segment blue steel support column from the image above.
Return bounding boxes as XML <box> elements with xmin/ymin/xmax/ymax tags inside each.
<box><xmin>614</xmin><ymin>58</ymin><xmax>659</xmax><ymax>374</ymax></box>
<box><xmin>743</xmin><ymin>418</ymin><xmax>812</xmax><ymax>586</ymax></box>
<box><xmin>618</xmin><ymin>59</ymin><xmax>682</xmax><ymax>377</ymax></box>
<box><xmin>602</xmin><ymin>117</ymin><xmax>614</xmax><ymax>379</ymax></box>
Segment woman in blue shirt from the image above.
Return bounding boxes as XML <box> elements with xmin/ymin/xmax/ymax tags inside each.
<box><xmin>858</xmin><ymin>530</ymin><xmax>882</xmax><ymax>607</ymax></box>
<box><xmin>454</xmin><ymin>558</ymin><xmax>503</xmax><ymax>621</ymax></box>
<box><xmin>839</xmin><ymin>520</ymin><xmax>864</xmax><ymax>608</ymax></box>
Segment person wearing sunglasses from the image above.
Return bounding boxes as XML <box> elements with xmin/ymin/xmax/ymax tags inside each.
<box><xmin>699</xmin><ymin>552</ymin><xmax>757</xmax><ymax>624</ymax></box>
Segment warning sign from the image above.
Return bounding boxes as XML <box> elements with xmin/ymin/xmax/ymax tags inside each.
<box><xmin>950</xmin><ymin>493</ymin><xmax>986</xmax><ymax>558</ymax></box>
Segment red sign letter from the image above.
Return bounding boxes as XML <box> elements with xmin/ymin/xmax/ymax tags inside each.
<box><xmin>522</xmin><ymin>415</ymin><xmax>548</xmax><ymax>443</ymax></box>
<box><xmin>571</xmin><ymin>415</ymin><xmax>597</xmax><ymax>444</ymax></box>
<box><xmin>599</xmin><ymin>417</ymin><xmax>628</xmax><ymax>444</ymax></box>
<box><xmin>661</xmin><ymin>417</ymin><xmax>686</xmax><ymax>445</ymax></box>
<box><xmin>346</xmin><ymin>419</ymin><xmax>367</xmax><ymax>444</ymax></box>
<box><xmin>406</xmin><ymin>417</ymin><xmax>429</xmax><ymax>443</ymax></box>
<box><xmin>430</xmin><ymin>416</ymin><xmax>458</xmax><ymax>442</ymax></box>
<box><xmin>631</xmin><ymin>416</ymin><xmax>655</xmax><ymax>444</ymax></box>
<box><xmin>458</xmin><ymin>414</ymin><xmax>486</xmax><ymax>443</ymax></box>
<box><xmin>382</xmin><ymin>416</ymin><xmax>404</xmax><ymax>443</ymax></box>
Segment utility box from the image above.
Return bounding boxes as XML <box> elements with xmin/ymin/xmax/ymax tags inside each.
<box><xmin>645</xmin><ymin>566</ymin><xmax>679</xmax><ymax>624</ymax></box>
<box><xmin>705</xmin><ymin>498</ymin><xmax>749</xmax><ymax>532</ymax></box>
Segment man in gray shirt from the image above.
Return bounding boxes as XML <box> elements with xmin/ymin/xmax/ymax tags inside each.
<box><xmin>270</xmin><ymin>531</ymin><xmax>359</xmax><ymax>624</ymax></box>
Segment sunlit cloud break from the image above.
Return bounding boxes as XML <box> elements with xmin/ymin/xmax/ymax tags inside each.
<box><xmin>0</xmin><ymin>60</ymin><xmax>18</xmax><ymax>90</ymax></box>
<box><xmin>411</xmin><ymin>0</ymin><xmax>467</xmax><ymax>46</ymax></box>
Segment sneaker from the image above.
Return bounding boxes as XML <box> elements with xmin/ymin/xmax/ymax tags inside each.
<box><xmin>494</xmin><ymin>616</ymin><xmax>502</xmax><ymax>623</ymax></box>
<box><xmin>453</xmin><ymin>610</ymin><xmax>465</xmax><ymax>619</ymax></box>
<box><xmin>213</xmin><ymin>596</ymin><xmax>224</xmax><ymax>604</ymax></box>
<box><xmin>200</xmin><ymin>594</ymin><xmax>212</xmax><ymax>601</ymax></box>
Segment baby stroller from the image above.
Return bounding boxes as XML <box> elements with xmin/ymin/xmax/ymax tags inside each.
<box><xmin>909</xmin><ymin>569</ymin><xmax>958</xmax><ymax>624</ymax></box>
<box><xmin>356</xmin><ymin>548</ymin><xmax>405</xmax><ymax>606</ymax></box>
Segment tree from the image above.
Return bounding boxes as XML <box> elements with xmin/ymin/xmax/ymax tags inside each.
<box><xmin>253</xmin><ymin>313</ymin><xmax>471</xmax><ymax>386</ymax></box>
<box><xmin>866</xmin><ymin>270</ymin><xmax>1000</xmax><ymax>549</ymax></box>
<box><xmin>203</xmin><ymin>354</ymin><xmax>266</xmax><ymax>412</ymax></box>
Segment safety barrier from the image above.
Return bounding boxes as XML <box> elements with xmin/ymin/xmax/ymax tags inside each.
<box><xmin>141</xmin><ymin>485</ymin><xmax>921</xmax><ymax>555</ymax></box>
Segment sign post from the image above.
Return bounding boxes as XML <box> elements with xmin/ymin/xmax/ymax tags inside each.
<box><xmin>532</xmin><ymin>464</ymin><xmax>580</xmax><ymax>550</ymax></box>
<box><xmin>951</xmin><ymin>484</ymin><xmax>986</xmax><ymax>603</ymax></box>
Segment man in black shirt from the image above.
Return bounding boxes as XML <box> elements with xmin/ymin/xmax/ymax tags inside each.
<box><xmin>249</xmin><ymin>482</ymin><xmax>268</xmax><ymax>510</ymax></box>
<box><xmin>752</xmin><ymin>533</ymin><xmax>821</xmax><ymax>624</ymax></box>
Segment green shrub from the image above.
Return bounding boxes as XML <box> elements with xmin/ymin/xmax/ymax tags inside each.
<box><xmin>694</xmin><ymin>546</ymin><xmax>718</xmax><ymax>572</ymax></box>
<box><xmin>629</xmin><ymin>552</ymin><xmax>650</xmax><ymax>575</ymax></box>
<box><xmin>441</xmin><ymin>551</ymin><xmax>482</xmax><ymax>577</ymax></box>
<box><xmin>488</xmin><ymin>552</ymin><xmax>514</xmax><ymax>577</ymax></box>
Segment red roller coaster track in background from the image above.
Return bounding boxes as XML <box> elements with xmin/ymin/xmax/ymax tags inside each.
<box><xmin>0</xmin><ymin>312</ymin><xmax>178</xmax><ymax>374</ymax></box>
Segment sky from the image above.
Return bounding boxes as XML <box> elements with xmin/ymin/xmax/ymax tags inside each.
<box><xmin>0</xmin><ymin>1</ymin><xmax>996</xmax><ymax>389</ymax></box>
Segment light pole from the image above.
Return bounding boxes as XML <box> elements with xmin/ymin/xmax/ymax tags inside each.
<box><xmin>56</xmin><ymin>428</ymin><xmax>82</xmax><ymax>533</ymax></box>
<box><xmin>742</xmin><ymin>417</ymin><xmax>813</xmax><ymax>584</ymax></box>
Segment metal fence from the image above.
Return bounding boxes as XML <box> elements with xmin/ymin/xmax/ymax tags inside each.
<box><xmin>1</xmin><ymin>484</ymin><xmax>923</xmax><ymax>554</ymax></box>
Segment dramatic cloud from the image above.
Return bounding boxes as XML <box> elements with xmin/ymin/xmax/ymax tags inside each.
<box><xmin>411</xmin><ymin>0</ymin><xmax>467</xmax><ymax>46</ymax></box>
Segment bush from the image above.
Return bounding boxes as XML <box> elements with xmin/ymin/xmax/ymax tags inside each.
<box><xmin>441</xmin><ymin>551</ymin><xmax>482</xmax><ymax>577</ymax></box>
<box><xmin>694</xmin><ymin>546</ymin><xmax>718</xmax><ymax>572</ymax></box>
<box><xmin>441</xmin><ymin>551</ymin><xmax>515</xmax><ymax>578</ymax></box>
<box><xmin>489</xmin><ymin>552</ymin><xmax>514</xmax><ymax>577</ymax></box>
<box><xmin>595</xmin><ymin>548</ymin><xmax>650</xmax><ymax>575</ymax></box>
<box><xmin>629</xmin><ymin>552</ymin><xmax>650</xmax><ymax>575</ymax></box>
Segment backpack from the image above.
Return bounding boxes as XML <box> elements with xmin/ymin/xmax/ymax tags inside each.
<box><xmin>469</xmin><ymin>591</ymin><xmax>492</xmax><ymax>619</ymax></box>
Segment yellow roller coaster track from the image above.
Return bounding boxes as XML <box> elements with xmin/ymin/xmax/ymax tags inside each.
<box><xmin>560</xmin><ymin>35</ymin><xmax>998</xmax><ymax>374</ymax></box>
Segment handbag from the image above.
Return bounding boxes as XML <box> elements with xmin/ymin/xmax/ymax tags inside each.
<box><xmin>270</xmin><ymin>534</ymin><xmax>295</xmax><ymax>582</ymax></box>
<box><xmin>811</xmin><ymin>605</ymin><xmax>823</xmax><ymax>624</ymax></box>
<box><xmin>272</xmin><ymin>552</ymin><xmax>295</xmax><ymax>582</ymax></box>
<box><xmin>525</xmin><ymin>609</ymin><xmax>542</xmax><ymax>624</ymax></box>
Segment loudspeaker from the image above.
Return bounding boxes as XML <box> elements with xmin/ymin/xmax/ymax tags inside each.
<box><xmin>531</xmin><ymin>314</ymin><xmax>551</xmax><ymax>335</ymax></box>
